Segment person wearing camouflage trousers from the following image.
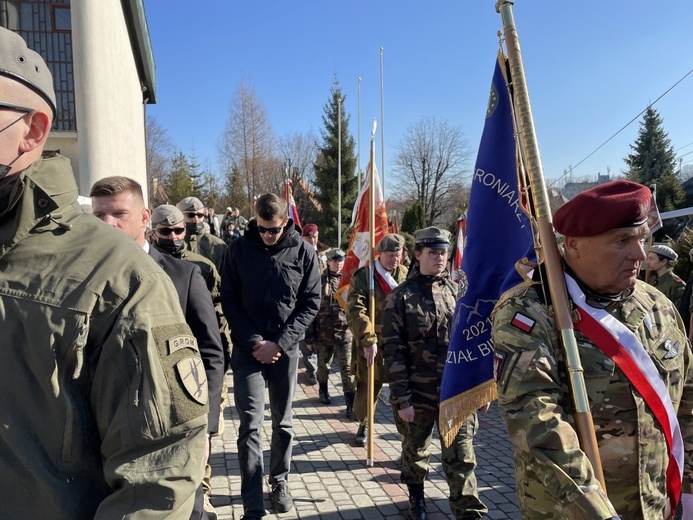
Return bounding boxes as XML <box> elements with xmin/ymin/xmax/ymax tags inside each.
<box><xmin>306</xmin><ymin>248</ymin><xmax>356</xmax><ymax>418</ymax></box>
<box><xmin>382</xmin><ymin>227</ymin><xmax>488</xmax><ymax>520</ymax></box>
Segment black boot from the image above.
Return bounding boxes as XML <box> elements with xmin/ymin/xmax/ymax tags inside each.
<box><xmin>407</xmin><ymin>484</ymin><xmax>427</xmax><ymax>520</ymax></box>
<box><xmin>319</xmin><ymin>382</ymin><xmax>332</xmax><ymax>404</ymax></box>
<box><xmin>344</xmin><ymin>391</ymin><xmax>357</xmax><ymax>421</ymax></box>
<box><xmin>354</xmin><ymin>424</ymin><xmax>367</xmax><ymax>447</ymax></box>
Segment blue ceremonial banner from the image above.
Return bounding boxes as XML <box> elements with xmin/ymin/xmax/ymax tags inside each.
<box><xmin>439</xmin><ymin>54</ymin><xmax>534</xmax><ymax>446</ymax></box>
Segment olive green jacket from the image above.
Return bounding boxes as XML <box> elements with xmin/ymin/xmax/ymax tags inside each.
<box><xmin>0</xmin><ymin>157</ymin><xmax>208</xmax><ymax>519</ymax></box>
<box><xmin>347</xmin><ymin>262</ymin><xmax>408</xmax><ymax>382</ymax></box>
<box><xmin>651</xmin><ymin>269</ymin><xmax>686</xmax><ymax>309</ymax></box>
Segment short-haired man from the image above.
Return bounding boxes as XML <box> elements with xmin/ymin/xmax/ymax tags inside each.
<box><xmin>221</xmin><ymin>193</ymin><xmax>321</xmax><ymax>518</ymax></box>
<box><xmin>178</xmin><ymin>196</ymin><xmax>227</xmax><ymax>273</ymax></box>
<box><xmin>91</xmin><ymin>176</ymin><xmax>225</xmax><ymax>519</ymax></box>
<box><xmin>347</xmin><ymin>233</ymin><xmax>409</xmax><ymax>446</ymax></box>
<box><xmin>0</xmin><ymin>27</ymin><xmax>207</xmax><ymax>517</ymax></box>
<box><xmin>493</xmin><ymin>180</ymin><xmax>693</xmax><ymax>519</ymax></box>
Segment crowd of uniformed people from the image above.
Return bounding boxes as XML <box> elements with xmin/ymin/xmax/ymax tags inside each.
<box><xmin>2</xmin><ymin>26</ymin><xmax>692</xmax><ymax>520</ymax></box>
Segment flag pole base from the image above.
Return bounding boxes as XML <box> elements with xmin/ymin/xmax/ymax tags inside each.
<box><xmin>366</xmin><ymin>458</ymin><xmax>374</xmax><ymax>467</ymax></box>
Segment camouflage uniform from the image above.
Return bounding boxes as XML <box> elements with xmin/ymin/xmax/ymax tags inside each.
<box><xmin>347</xmin><ymin>262</ymin><xmax>408</xmax><ymax>424</ymax></box>
<box><xmin>492</xmin><ymin>277</ymin><xmax>693</xmax><ymax>519</ymax></box>
<box><xmin>309</xmin><ymin>270</ymin><xmax>354</xmax><ymax>393</ymax></box>
<box><xmin>382</xmin><ymin>266</ymin><xmax>488</xmax><ymax>519</ymax></box>
<box><xmin>650</xmin><ymin>269</ymin><xmax>686</xmax><ymax>309</ymax></box>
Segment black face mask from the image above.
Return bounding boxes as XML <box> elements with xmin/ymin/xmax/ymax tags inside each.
<box><xmin>185</xmin><ymin>221</ymin><xmax>204</xmax><ymax>235</ymax></box>
<box><xmin>157</xmin><ymin>237</ymin><xmax>185</xmax><ymax>254</ymax></box>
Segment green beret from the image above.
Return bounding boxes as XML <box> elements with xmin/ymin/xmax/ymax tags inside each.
<box><xmin>376</xmin><ymin>233</ymin><xmax>405</xmax><ymax>252</ymax></box>
<box><xmin>0</xmin><ymin>27</ymin><xmax>56</xmax><ymax>117</ymax></box>
<box><xmin>152</xmin><ymin>205</ymin><xmax>184</xmax><ymax>226</ymax></box>
<box><xmin>326</xmin><ymin>248</ymin><xmax>346</xmax><ymax>261</ymax></box>
<box><xmin>649</xmin><ymin>244</ymin><xmax>677</xmax><ymax>261</ymax></box>
<box><xmin>414</xmin><ymin>227</ymin><xmax>451</xmax><ymax>248</ymax></box>
<box><xmin>177</xmin><ymin>196</ymin><xmax>204</xmax><ymax>212</ymax></box>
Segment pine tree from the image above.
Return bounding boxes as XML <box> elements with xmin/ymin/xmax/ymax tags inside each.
<box><xmin>401</xmin><ymin>201</ymin><xmax>427</xmax><ymax>234</ymax></box>
<box><xmin>166</xmin><ymin>151</ymin><xmax>202</xmax><ymax>205</ymax></box>
<box><xmin>313</xmin><ymin>77</ymin><xmax>358</xmax><ymax>248</ymax></box>
<box><xmin>624</xmin><ymin>107</ymin><xmax>684</xmax><ymax>211</ymax></box>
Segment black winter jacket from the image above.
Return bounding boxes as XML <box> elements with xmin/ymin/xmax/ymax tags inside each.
<box><xmin>220</xmin><ymin>219</ymin><xmax>321</xmax><ymax>355</ymax></box>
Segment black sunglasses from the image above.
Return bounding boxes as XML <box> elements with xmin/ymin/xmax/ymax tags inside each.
<box><xmin>184</xmin><ymin>212</ymin><xmax>205</xmax><ymax>219</ymax></box>
<box><xmin>156</xmin><ymin>227</ymin><xmax>185</xmax><ymax>236</ymax></box>
<box><xmin>257</xmin><ymin>225</ymin><xmax>284</xmax><ymax>235</ymax></box>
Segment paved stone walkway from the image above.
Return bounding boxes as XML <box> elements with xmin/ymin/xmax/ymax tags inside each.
<box><xmin>208</xmin><ymin>369</ymin><xmax>521</xmax><ymax>519</ymax></box>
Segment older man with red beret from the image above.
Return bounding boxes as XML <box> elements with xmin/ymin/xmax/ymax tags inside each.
<box><xmin>492</xmin><ymin>180</ymin><xmax>693</xmax><ymax>520</ymax></box>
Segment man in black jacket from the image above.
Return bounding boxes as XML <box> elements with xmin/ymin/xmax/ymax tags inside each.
<box><xmin>221</xmin><ymin>193</ymin><xmax>321</xmax><ymax>519</ymax></box>
<box><xmin>90</xmin><ymin>176</ymin><xmax>224</xmax><ymax>520</ymax></box>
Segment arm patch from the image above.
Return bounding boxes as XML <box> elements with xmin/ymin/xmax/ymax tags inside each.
<box><xmin>151</xmin><ymin>324</ymin><xmax>209</xmax><ymax>425</ymax></box>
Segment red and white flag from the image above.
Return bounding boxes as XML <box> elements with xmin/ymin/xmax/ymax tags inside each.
<box><xmin>335</xmin><ymin>161</ymin><xmax>388</xmax><ymax>308</ymax></box>
<box><xmin>451</xmin><ymin>214</ymin><xmax>466</xmax><ymax>283</ymax></box>
<box><xmin>283</xmin><ymin>179</ymin><xmax>301</xmax><ymax>228</ymax></box>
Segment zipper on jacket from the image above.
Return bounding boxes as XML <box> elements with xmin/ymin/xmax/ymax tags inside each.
<box><xmin>134</xmin><ymin>355</ymin><xmax>143</xmax><ymax>407</ymax></box>
<box><xmin>62</xmin><ymin>314</ymin><xmax>89</xmax><ymax>463</ymax></box>
<box><xmin>71</xmin><ymin>320</ymin><xmax>89</xmax><ymax>379</ymax></box>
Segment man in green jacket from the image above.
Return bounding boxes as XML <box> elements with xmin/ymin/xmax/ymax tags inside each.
<box><xmin>347</xmin><ymin>233</ymin><xmax>408</xmax><ymax>446</ymax></box>
<box><xmin>0</xmin><ymin>27</ymin><xmax>207</xmax><ymax>519</ymax></box>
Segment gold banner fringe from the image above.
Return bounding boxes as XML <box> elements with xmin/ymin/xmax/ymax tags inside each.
<box><xmin>439</xmin><ymin>380</ymin><xmax>497</xmax><ymax>448</ymax></box>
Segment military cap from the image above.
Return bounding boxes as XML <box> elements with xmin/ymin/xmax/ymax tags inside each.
<box><xmin>650</xmin><ymin>244</ymin><xmax>677</xmax><ymax>261</ymax></box>
<box><xmin>414</xmin><ymin>227</ymin><xmax>451</xmax><ymax>248</ymax></box>
<box><xmin>376</xmin><ymin>233</ymin><xmax>405</xmax><ymax>252</ymax></box>
<box><xmin>302</xmin><ymin>223</ymin><xmax>318</xmax><ymax>237</ymax></box>
<box><xmin>177</xmin><ymin>196</ymin><xmax>204</xmax><ymax>212</ymax></box>
<box><xmin>152</xmin><ymin>204</ymin><xmax>185</xmax><ymax>226</ymax></box>
<box><xmin>553</xmin><ymin>180</ymin><xmax>651</xmax><ymax>237</ymax></box>
<box><xmin>0</xmin><ymin>27</ymin><xmax>56</xmax><ymax>117</ymax></box>
<box><xmin>326</xmin><ymin>248</ymin><xmax>346</xmax><ymax>261</ymax></box>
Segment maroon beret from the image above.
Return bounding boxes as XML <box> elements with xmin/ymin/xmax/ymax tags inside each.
<box><xmin>553</xmin><ymin>180</ymin><xmax>651</xmax><ymax>237</ymax></box>
<box><xmin>301</xmin><ymin>223</ymin><xmax>318</xmax><ymax>236</ymax></box>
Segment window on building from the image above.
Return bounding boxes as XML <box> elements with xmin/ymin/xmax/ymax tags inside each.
<box><xmin>51</xmin><ymin>4</ymin><xmax>70</xmax><ymax>32</ymax></box>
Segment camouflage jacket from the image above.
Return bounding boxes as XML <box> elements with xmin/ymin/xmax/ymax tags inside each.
<box><xmin>381</xmin><ymin>268</ymin><xmax>457</xmax><ymax>416</ymax></box>
<box><xmin>307</xmin><ymin>270</ymin><xmax>352</xmax><ymax>345</ymax></box>
<box><xmin>347</xmin><ymin>262</ymin><xmax>408</xmax><ymax>381</ymax></box>
<box><xmin>650</xmin><ymin>269</ymin><xmax>686</xmax><ymax>309</ymax></box>
<box><xmin>492</xmin><ymin>278</ymin><xmax>693</xmax><ymax>520</ymax></box>
<box><xmin>0</xmin><ymin>157</ymin><xmax>207</xmax><ymax>519</ymax></box>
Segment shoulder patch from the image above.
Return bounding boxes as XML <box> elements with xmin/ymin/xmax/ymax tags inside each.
<box><xmin>176</xmin><ymin>356</ymin><xmax>209</xmax><ymax>404</ymax></box>
<box><xmin>168</xmin><ymin>334</ymin><xmax>198</xmax><ymax>355</ymax></box>
<box><xmin>510</xmin><ymin>312</ymin><xmax>535</xmax><ymax>333</ymax></box>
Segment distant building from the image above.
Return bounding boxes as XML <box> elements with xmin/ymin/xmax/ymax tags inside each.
<box><xmin>562</xmin><ymin>173</ymin><xmax>611</xmax><ymax>200</ymax></box>
<box><xmin>1</xmin><ymin>0</ymin><xmax>155</xmax><ymax>199</ymax></box>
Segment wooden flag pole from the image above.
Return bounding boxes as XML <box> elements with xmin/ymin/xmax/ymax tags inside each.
<box><xmin>495</xmin><ymin>0</ymin><xmax>607</xmax><ymax>490</ymax></box>
<box><xmin>367</xmin><ymin>119</ymin><xmax>377</xmax><ymax>466</ymax></box>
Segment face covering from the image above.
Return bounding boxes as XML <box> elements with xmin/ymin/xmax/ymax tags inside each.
<box><xmin>157</xmin><ymin>237</ymin><xmax>185</xmax><ymax>254</ymax></box>
<box><xmin>185</xmin><ymin>221</ymin><xmax>204</xmax><ymax>235</ymax></box>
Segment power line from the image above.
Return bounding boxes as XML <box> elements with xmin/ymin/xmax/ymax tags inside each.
<box><xmin>549</xmin><ymin>67</ymin><xmax>693</xmax><ymax>187</ymax></box>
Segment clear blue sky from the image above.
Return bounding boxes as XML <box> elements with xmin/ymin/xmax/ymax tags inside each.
<box><xmin>145</xmin><ymin>1</ymin><xmax>693</xmax><ymax>196</ymax></box>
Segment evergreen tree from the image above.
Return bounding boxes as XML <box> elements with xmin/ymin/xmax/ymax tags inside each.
<box><xmin>401</xmin><ymin>201</ymin><xmax>427</xmax><ymax>234</ymax></box>
<box><xmin>166</xmin><ymin>150</ymin><xmax>203</xmax><ymax>205</ymax></box>
<box><xmin>624</xmin><ymin>107</ymin><xmax>684</xmax><ymax>211</ymax></box>
<box><xmin>313</xmin><ymin>77</ymin><xmax>358</xmax><ymax>248</ymax></box>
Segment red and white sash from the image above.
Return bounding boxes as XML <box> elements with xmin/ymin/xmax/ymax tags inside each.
<box><xmin>565</xmin><ymin>274</ymin><xmax>683</xmax><ymax>512</ymax></box>
<box><xmin>374</xmin><ymin>259</ymin><xmax>398</xmax><ymax>297</ymax></box>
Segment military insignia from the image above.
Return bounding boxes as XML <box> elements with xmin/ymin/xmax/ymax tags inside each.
<box><xmin>457</xmin><ymin>269</ymin><xmax>468</xmax><ymax>298</ymax></box>
<box><xmin>168</xmin><ymin>335</ymin><xmax>198</xmax><ymax>355</ymax></box>
<box><xmin>643</xmin><ymin>314</ymin><xmax>654</xmax><ymax>334</ymax></box>
<box><xmin>493</xmin><ymin>351</ymin><xmax>505</xmax><ymax>381</ymax></box>
<box><xmin>510</xmin><ymin>312</ymin><xmax>535</xmax><ymax>333</ymax></box>
<box><xmin>175</xmin><ymin>356</ymin><xmax>208</xmax><ymax>405</ymax></box>
<box><xmin>663</xmin><ymin>339</ymin><xmax>680</xmax><ymax>359</ymax></box>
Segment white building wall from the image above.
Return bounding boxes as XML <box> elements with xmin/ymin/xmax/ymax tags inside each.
<box><xmin>70</xmin><ymin>0</ymin><xmax>147</xmax><ymax>200</ymax></box>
